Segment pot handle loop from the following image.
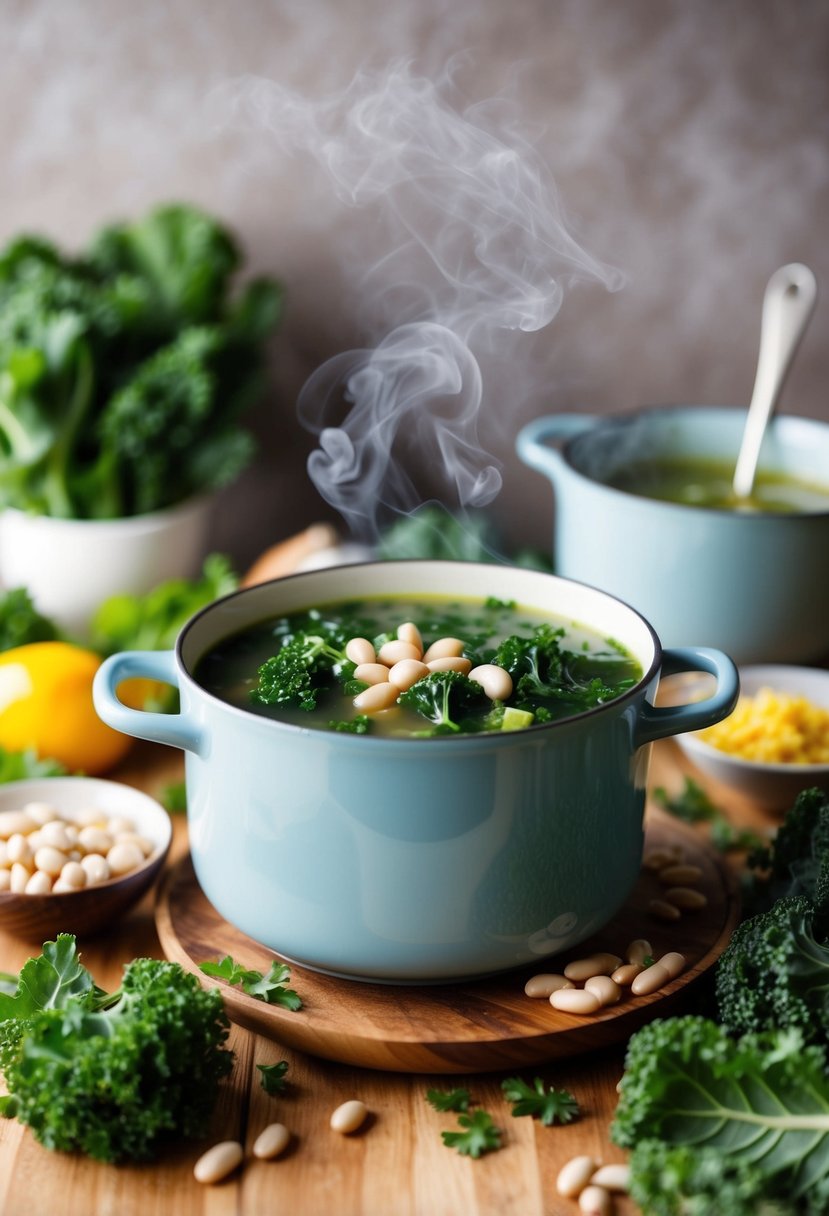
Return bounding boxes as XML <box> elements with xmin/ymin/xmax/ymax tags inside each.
<box><xmin>92</xmin><ymin>650</ymin><xmax>204</xmax><ymax>756</ymax></box>
<box><xmin>515</xmin><ymin>413</ymin><xmax>599</xmax><ymax>478</ymax></box>
<box><xmin>633</xmin><ymin>647</ymin><xmax>740</xmax><ymax>749</ymax></box>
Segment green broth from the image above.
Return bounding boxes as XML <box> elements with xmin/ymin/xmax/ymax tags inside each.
<box><xmin>606</xmin><ymin>457</ymin><xmax>829</xmax><ymax>512</ymax></box>
<box><xmin>193</xmin><ymin>595</ymin><xmax>643</xmax><ymax>737</ymax></box>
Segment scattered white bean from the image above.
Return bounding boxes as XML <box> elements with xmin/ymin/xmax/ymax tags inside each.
<box><xmin>556</xmin><ymin>1155</ymin><xmax>598</xmax><ymax>1198</ymax></box>
<box><xmin>658</xmin><ymin>951</ymin><xmax>686</xmax><ymax>980</ymax></box>
<box><xmin>590</xmin><ymin>1163</ymin><xmax>631</xmax><ymax>1192</ymax></box>
<box><xmin>106</xmin><ymin>841</ymin><xmax>145</xmax><ymax>877</ymax></box>
<box><xmin>377</xmin><ymin>640</ymin><xmax>421</xmax><ymax>666</ymax></box>
<box><xmin>353</xmin><ymin>682</ymin><xmax>400</xmax><ymax>713</ymax></box>
<box><xmin>422</xmin><ymin>637</ymin><xmax>465</xmax><ymax>663</ymax></box>
<box><xmin>564</xmin><ymin>953</ymin><xmax>622</xmax><ymax>982</ymax></box>
<box><xmin>353</xmin><ymin>662</ymin><xmax>391</xmax><ymax>686</ymax></box>
<box><xmin>579</xmin><ymin>1183</ymin><xmax>612</xmax><ymax>1215</ymax></box>
<box><xmin>193</xmin><ymin>1140</ymin><xmax>244</xmax><ymax>1184</ymax></box>
<box><xmin>524</xmin><ymin>973</ymin><xmax>573</xmax><ymax>998</ymax></box>
<box><xmin>387</xmin><ymin>659</ymin><xmax>430</xmax><ymax>691</ymax></box>
<box><xmin>642</xmin><ymin>846</ymin><xmax>682</xmax><ymax>870</ymax></box>
<box><xmin>584</xmin><ymin>975</ymin><xmax>622</xmax><ymax>1007</ymax></box>
<box><xmin>658</xmin><ymin>863</ymin><xmax>703</xmax><ymax>886</ymax></box>
<box><xmin>625</xmin><ymin>938</ymin><xmax>652</xmax><ymax>966</ymax></box>
<box><xmin>396</xmin><ymin>622</ymin><xmax>424</xmax><ymax>654</ymax></box>
<box><xmin>330</xmin><ymin>1099</ymin><xmax>368</xmax><ymax>1134</ymax></box>
<box><xmin>345</xmin><ymin>637</ymin><xmax>376</xmax><ymax>666</ymax></box>
<box><xmin>631</xmin><ymin>961</ymin><xmax>671</xmax><ymax>996</ymax></box>
<box><xmin>550</xmin><ymin>988</ymin><xmax>602</xmax><ymax>1015</ymax></box>
<box><xmin>426</xmin><ymin>656</ymin><xmax>472</xmax><ymax>675</ymax></box>
<box><xmin>611</xmin><ymin>962</ymin><xmax>643</xmax><ymax>986</ymax></box>
<box><xmin>468</xmin><ymin>664</ymin><xmax>513</xmax><ymax>701</ymax></box>
<box><xmin>648</xmin><ymin>898</ymin><xmax>682</xmax><ymax>922</ymax></box>
<box><xmin>664</xmin><ymin>886</ymin><xmax>708</xmax><ymax>911</ymax></box>
<box><xmin>252</xmin><ymin>1122</ymin><xmax>291</xmax><ymax>1160</ymax></box>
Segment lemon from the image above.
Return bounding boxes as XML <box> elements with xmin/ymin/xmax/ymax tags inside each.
<box><xmin>0</xmin><ymin>642</ymin><xmax>132</xmax><ymax>775</ymax></box>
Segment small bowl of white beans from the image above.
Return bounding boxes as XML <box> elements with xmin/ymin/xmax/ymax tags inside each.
<box><xmin>0</xmin><ymin>776</ymin><xmax>172</xmax><ymax>941</ymax></box>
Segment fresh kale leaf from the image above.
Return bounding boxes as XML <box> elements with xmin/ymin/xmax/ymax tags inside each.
<box><xmin>397</xmin><ymin>670</ymin><xmax>488</xmax><ymax>735</ymax></box>
<box><xmin>198</xmin><ymin>955</ymin><xmax>302</xmax><ymax>1010</ymax></box>
<box><xmin>425</xmin><ymin>1087</ymin><xmax>472</xmax><ymax>1113</ymax></box>
<box><xmin>441</xmin><ymin>1109</ymin><xmax>502</xmax><ymax>1158</ymax></box>
<box><xmin>501</xmin><ymin>1076</ymin><xmax>580</xmax><ymax>1126</ymax></box>
<box><xmin>653</xmin><ymin>776</ymin><xmax>767</xmax><ymax>853</ymax></box>
<box><xmin>257</xmin><ymin>1060</ymin><xmax>289</xmax><ymax>1095</ymax></box>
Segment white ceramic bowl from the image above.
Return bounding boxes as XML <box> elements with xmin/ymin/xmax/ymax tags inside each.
<box><xmin>0</xmin><ymin>777</ymin><xmax>172</xmax><ymax>940</ymax></box>
<box><xmin>676</xmin><ymin>665</ymin><xmax>829</xmax><ymax>811</ymax></box>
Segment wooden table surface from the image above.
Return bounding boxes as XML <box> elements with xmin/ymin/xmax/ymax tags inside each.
<box><xmin>0</xmin><ymin>738</ymin><xmax>779</xmax><ymax>1216</ymax></box>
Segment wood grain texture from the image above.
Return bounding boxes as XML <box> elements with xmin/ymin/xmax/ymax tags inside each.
<box><xmin>156</xmin><ymin>810</ymin><xmax>738</xmax><ymax>1073</ymax></box>
<box><xmin>0</xmin><ymin>740</ymin><xmax>785</xmax><ymax>1216</ymax></box>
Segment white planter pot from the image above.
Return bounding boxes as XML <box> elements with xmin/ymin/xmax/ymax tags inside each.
<box><xmin>0</xmin><ymin>496</ymin><xmax>214</xmax><ymax>641</ymax></box>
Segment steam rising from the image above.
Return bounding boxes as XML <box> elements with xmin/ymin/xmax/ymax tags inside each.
<box><xmin>216</xmin><ymin>63</ymin><xmax>623</xmax><ymax>539</ymax></box>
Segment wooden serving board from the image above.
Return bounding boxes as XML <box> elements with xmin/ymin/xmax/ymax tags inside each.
<box><xmin>155</xmin><ymin>809</ymin><xmax>738</xmax><ymax>1075</ymax></box>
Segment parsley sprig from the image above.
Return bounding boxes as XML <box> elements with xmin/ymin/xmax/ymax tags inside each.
<box><xmin>257</xmin><ymin>1061</ymin><xmax>290</xmax><ymax>1095</ymax></box>
<box><xmin>501</xmin><ymin>1077</ymin><xmax>580</xmax><ymax>1125</ymax></box>
<box><xmin>198</xmin><ymin>955</ymin><xmax>302</xmax><ymax>1010</ymax></box>
<box><xmin>425</xmin><ymin>1087</ymin><xmax>472</xmax><ymax>1113</ymax></box>
<box><xmin>441</xmin><ymin>1109</ymin><xmax>502</xmax><ymax>1158</ymax></box>
<box><xmin>653</xmin><ymin>777</ymin><xmax>766</xmax><ymax>853</ymax></box>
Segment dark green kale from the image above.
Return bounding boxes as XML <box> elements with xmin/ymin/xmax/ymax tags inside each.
<box><xmin>0</xmin><ymin>936</ymin><xmax>233</xmax><ymax>1163</ymax></box>
<box><xmin>0</xmin><ymin>588</ymin><xmax>60</xmax><ymax>651</ymax></box>
<box><xmin>397</xmin><ymin>670</ymin><xmax>489</xmax><ymax>735</ymax></box>
<box><xmin>252</xmin><ymin>618</ymin><xmax>362</xmax><ymax>712</ymax></box>
<box><xmin>492</xmin><ymin>624</ymin><xmax>637</xmax><ymax>715</ymax></box>
<box><xmin>653</xmin><ymin>776</ymin><xmax>767</xmax><ymax>853</ymax></box>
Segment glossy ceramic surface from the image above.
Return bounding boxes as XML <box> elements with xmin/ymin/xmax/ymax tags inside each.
<box><xmin>93</xmin><ymin>561</ymin><xmax>738</xmax><ymax>983</ymax></box>
<box><xmin>516</xmin><ymin>407</ymin><xmax>829</xmax><ymax>664</ymax></box>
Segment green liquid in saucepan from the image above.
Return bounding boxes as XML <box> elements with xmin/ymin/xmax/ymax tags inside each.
<box><xmin>605</xmin><ymin>457</ymin><xmax>829</xmax><ymax>512</ymax></box>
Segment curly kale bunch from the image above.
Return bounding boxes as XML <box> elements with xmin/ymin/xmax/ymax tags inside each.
<box><xmin>0</xmin><ymin>936</ymin><xmax>233</xmax><ymax>1163</ymax></box>
<box><xmin>0</xmin><ymin>203</ymin><xmax>282</xmax><ymax>519</ymax></box>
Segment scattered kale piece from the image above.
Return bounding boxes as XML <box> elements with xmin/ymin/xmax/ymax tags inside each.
<box><xmin>257</xmin><ymin>1060</ymin><xmax>289</xmax><ymax>1095</ymax></box>
<box><xmin>0</xmin><ymin>745</ymin><xmax>67</xmax><ymax>784</ymax></box>
<box><xmin>653</xmin><ymin>776</ymin><xmax>767</xmax><ymax>853</ymax></box>
<box><xmin>160</xmin><ymin>780</ymin><xmax>187</xmax><ymax>814</ymax></box>
<box><xmin>0</xmin><ymin>588</ymin><xmax>60</xmax><ymax>651</ymax></box>
<box><xmin>198</xmin><ymin>955</ymin><xmax>302</xmax><ymax>1011</ymax></box>
<box><xmin>440</xmin><ymin>1109</ymin><xmax>502</xmax><ymax>1159</ymax></box>
<box><xmin>501</xmin><ymin>1077</ymin><xmax>580</xmax><ymax>1126</ymax></box>
<box><xmin>397</xmin><ymin>670</ymin><xmax>489</xmax><ymax>735</ymax></box>
<box><xmin>612</xmin><ymin>1016</ymin><xmax>829</xmax><ymax>1213</ymax></box>
<box><xmin>744</xmin><ymin>786</ymin><xmax>829</xmax><ymax>910</ymax></box>
<box><xmin>425</xmin><ymin>1087</ymin><xmax>472</xmax><ymax>1113</ymax></box>
<box><xmin>0</xmin><ymin>935</ymin><xmax>233</xmax><ymax>1163</ymax></box>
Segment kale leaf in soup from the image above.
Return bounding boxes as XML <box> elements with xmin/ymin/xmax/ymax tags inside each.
<box><xmin>193</xmin><ymin>596</ymin><xmax>642</xmax><ymax>738</ymax></box>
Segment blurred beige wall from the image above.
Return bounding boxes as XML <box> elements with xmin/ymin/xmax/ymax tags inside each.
<box><xmin>2</xmin><ymin>0</ymin><xmax>828</xmax><ymax>566</ymax></box>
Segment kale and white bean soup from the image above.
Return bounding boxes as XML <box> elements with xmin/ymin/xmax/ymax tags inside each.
<box><xmin>193</xmin><ymin>596</ymin><xmax>643</xmax><ymax>738</ymax></box>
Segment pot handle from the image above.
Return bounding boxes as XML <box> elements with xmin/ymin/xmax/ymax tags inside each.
<box><xmin>92</xmin><ymin>650</ymin><xmax>204</xmax><ymax>756</ymax></box>
<box><xmin>515</xmin><ymin>413</ymin><xmax>599</xmax><ymax>480</ymax></box>
<box><xmin>633</xmin><ymin>647</ymin><xmax>740</xmax><ymax>748</ymax></box>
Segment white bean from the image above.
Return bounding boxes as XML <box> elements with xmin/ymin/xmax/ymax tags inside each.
<box><xmin>611</xmin><ymin>962</ymin><xmax>644</xmax><ymax>986</ymax></box>
<box><xmin>34</xmin><ymin>846</ymin><xmax>68</xmax><ymax>877</ymax></box>
<box><xmin>252</xmin><ymin>1122</ymin><xmax>291</xmax><ymax>1160</ymax></box>
<box><xmin>579</xmin><ymin>1183</ymin><xmax>612</xmax><ymax>1215</ymax></box>
<box><xmin>556</xmin><ymin>1155</ymin><xmax>598</xmax><ymax>1198</ymax></box>
<box><xmin>0</xmin><ymin>810</ymin><xmax>37</xmax><ymax>839</ymax></box>
<box><xmin>115</xmin><ymin>832</ymin><xmax>155</xmax><ymax>858</ymax></box>
<box><xmin>106</xmin><ymin>816</ymin><xmax>135</xmax><ymax>835</ymax></box>
<box><xmin>80</xmin><ymin>854</ymin><xmax>111</xmax><ymax>885</ymax></box>
<box><xmin>426</xmin><ymin>657</ymin><xmax>472</xmax><ymax>675</ymax></box>
<box><xmin>353</xmin><ymin>662</ymin><xmax>391</xmax><ymax>686</ymax></box>
<box><xmin>388</xmin><ymin>659</ymin><xmax>430</xmax><ymax>691</ymax></box>
<box><xmin>6</xmin><ymin>833</ymin><xmax>33</xmax><ymax>866</ymax></box>
<box><xmin>346</xmin><ymin>637</ymin><xmax>376</xmax><ymax>665</ymax></box>
<box><xmin>658</xmin><ymin>951</ymin><xmax>686</xmax><ymax>980</ymax></box>
<box><xmin>193</xmin><ymin>1140</ymin><xmax>244</xmax><ymax>1184</ymax></box>
<box><xmin>590</xmin><ymin>1163</ymin><xmax>631</xmax><ymax>1192</ymax></box>
<box><xmin>584</xmin><ymin>975</ymin><xmax>622</xmax><ymax>1006</ymax></box>
<box><xmin>10</xmin><ymin>863</ymin><xmax>31</xmax><ymax>893</ymax></box>
<box><xmin>469</xmin><ymin>664</ymin><xmax>513</xmax><ymax>701</ymax></box>
<box><xmin>631</xmin><ymin>961</ymin><xmax>671</xmax><ymax>996</ymax></box>
<box><xmin>76</xmin><ymin>807</ymin><xmax>108</xmax><ymax>828</ymax></box>
<box><xmin>59</xmin><ymin>861</ymin><xmax>87</xmax><ymax>889</ymax></box>
<box><xmin>22</xmin><ymin>802</ymin><xmax>59</xmax><ymax>826</ymax></box>
<box><xmin>648</xmin><ymin>898</ymin><xmax>682</xmax><ymax>922</ymax></box>
<box><xmin>523</xmin><ymin>973</ymin><xmax>573</xmax><ymax>998</ymax></box>
<box><xmin>550</xmin><ymin>988</ymin><xmax>602</xmax><ymax>1015</ymax></box>
<box><xmin>664</xmin><ymin>886</ymin><xmax>708</xmax><ymax>910</ymax></box>
<box><xmin>396</xmin><ymin>622</ymin><xmax>423</xmax><ymax>654</ymax></box>
<box><xmin>78</xmin><ymin>827</ymin><xmax>114</xmax><ymax>855</ymax></box>
<box><xmin>38</xmin><ymin>821</ymin><xmax>73</xmax><ymax>851</ymax></box>
<box><xmin>625</xmin><ymin>938</ymin><xmax>652</xmax><ymax>965</ymax></box>
<box><xmin>330</xmin><ymin>1099</ymin><xmax>368</xmax><ymax>1134</ymax></box>
<box><xmin>422</xmin><ymin>637</ymin><xmax>465</xmax><ymax>663</ymax></box>
<box><xmin>377</xmin><ymin>640</ymin><xmax>421</xmax><ymax>666</ymax></box>
<box><xmin>353</xmin><ymin>683</ymin><xmax>399</xmax><ymax>713</ymax></box>
<box><xmin>564</xmin><ymin>953</ymin><xmax>622</xmax><ymax>982</ymax></box>
<box><xmin>106</xmin><ymin>841</ymin><xmax>145</xmax><ymax>876</ymax></box>
<box><xmin>658</xmin><ymin>863</ymin><xmax>703</xmax><ymax>886</ymax></box>
<box><xmin>24</xmin><ymin>870</ymin><xmax>52</xmax><ymax>895</ymax></box>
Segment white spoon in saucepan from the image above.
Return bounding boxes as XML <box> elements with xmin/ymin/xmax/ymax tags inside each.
<box><xmin>731</xmin><ymin>262</ymin><xmax>817</xmax><ymax>502</ymax></box>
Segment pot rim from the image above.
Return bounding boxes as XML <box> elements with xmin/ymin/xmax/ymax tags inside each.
<box><xmin>559</xmin><ymin>405</ymin><xmax>829</xmax><ymax>520</ymax></box>
<box><xmin>175</xmin><ymin>559</ymin><xmax>663</xmax><ymax>744</ymax></box>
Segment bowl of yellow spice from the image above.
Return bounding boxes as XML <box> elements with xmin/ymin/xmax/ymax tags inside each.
<box><xmin>677</xmin><ymin>665</ymin><xmax>829</xmax><ymax>810</ymax></box>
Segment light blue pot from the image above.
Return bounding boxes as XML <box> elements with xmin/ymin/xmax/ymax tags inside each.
<box><xmin>516</xmin><ymin>406</ymin><xmax>829</xmax><ymax>665</ymax></box>
<box><xmin>93</xmin><ymin>560</ymin><xmax>737</xmax><ymax>984</ymax></box>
